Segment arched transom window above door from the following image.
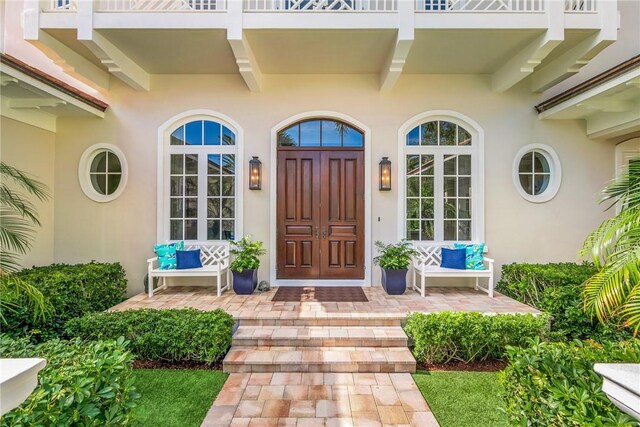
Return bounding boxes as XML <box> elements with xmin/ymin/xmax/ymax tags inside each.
<box><xmin>278</xmin><ymin>119</ymin><xmax>364</xmax><ymax>148</ymax></box>
<box><xmin>401</xmin><ymin>115</ymin><xmax>484</xmax><ymax>243</ymax></box>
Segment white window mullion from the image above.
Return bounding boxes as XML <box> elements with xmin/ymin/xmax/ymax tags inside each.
<box><xmin>433</xmin><ymin>152</ymin><xmax>444</xmax><ymax>242</ymax></box>
<box><xmin>197</xmin><ymin>153</ymin><xmax>208</xmax><ymax>241</ymax></box>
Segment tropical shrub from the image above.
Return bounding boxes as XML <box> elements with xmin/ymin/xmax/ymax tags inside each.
<box><xmin>0</xmin><ymin>334</ymin><xmax>139</xmax><ymax>426</ymax></box>
<box><xmin>500</xmin><ymin>338</ymin><xmax>640</xmax><ymax>427</ymax></box>
<box><xmin>65</xmin><ymin>308</ymin><xmax>234</xmax><ymax>363</ymax></box>
<box><xmin>581</xmin><ymin>158</ymin><xmax>640</xmax><ymax>334</ymax></box>
<box><xmin>374</xmin><ymin>240</ymin><xmax>417</xmax><ymax>270</ymax></box>
<box><xmin>404</xmin><ymin>311</ymin><xmax>549</xmax><ymax>364</ymax></box>
<box><xmin>3</xmin><ymin>262</ymin><xmax>127</xmax><ymax>340</ymax></box>
<box><xmin>497</xmin><ymin>263</ymin><xmax>630</xmax><ymax>341</ymax></box>
<box><xmin>230</xmin><ymin>236</ymin><xmax>266</xmax><ymax>272</ymax></box>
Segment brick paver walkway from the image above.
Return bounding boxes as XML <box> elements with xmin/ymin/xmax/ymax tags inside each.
<box><xmin>202</xmin><ymin>372</ymin><xmax>438</xmax><ymax>427</ymax></box>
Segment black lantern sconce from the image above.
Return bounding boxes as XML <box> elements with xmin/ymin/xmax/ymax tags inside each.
<box><xmin>249</xmin><ymin>156</ymin><xmax>262</xmax><ymax>190</ymax></box>
<box><xmin>379</xmin><ymin>157</ymin><xmax>391</xmax><ymax>191</ymax></box>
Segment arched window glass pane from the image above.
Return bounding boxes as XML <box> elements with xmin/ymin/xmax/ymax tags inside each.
<box><xmin>204</xmin><ymin>121</ymin><xmax>221</xmax><ymax>146</ymax></box>
<box><xmin>300</xmin><ymin>120</ymin><xmax>321</xmax><ymax>147</ymax></box>
<box><xmin>278</xmin><ymin>125</ymin><xmax>299</xmax><ymax>146</ymax></box>
<box><xmin>343</xmin><ymin>127</ymin><xmax>364</xmax><ymax>147</ymax></box>
<box><xmin>322</xmin><ymin>120</ymin><xmax>342</xmax><ymax>147</ymax></box>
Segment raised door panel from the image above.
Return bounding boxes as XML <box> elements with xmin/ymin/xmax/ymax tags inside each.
<box><xmin>277</xmin><ymin>151</ymin><xmax>320</xmax><ymax>278</ymax></box>
<box><xmin>320</xmin><ymin>151</ymin><xmax>364</xmax><ymax>279</ymax></box>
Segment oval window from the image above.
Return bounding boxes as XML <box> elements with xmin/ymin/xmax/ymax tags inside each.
<box><xmin>79</xmin><ymin>144</ymin><xmax>128</xmax><ymax>202</ymax></box>
<box><xmin>513</xmin><ymin>144</ymin><xmax>561</xmax><ymax>203</ymax></box>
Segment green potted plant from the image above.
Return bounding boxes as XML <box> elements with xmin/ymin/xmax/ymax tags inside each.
<box><xmin>373</xmin><ymin>240</ymin><xmax>417</xmax><ymax>295</ymax></box>
<box><xmin>230</xmin><ymin>236</ymin><xmax>266</xmax><ymax>295</ymax></box>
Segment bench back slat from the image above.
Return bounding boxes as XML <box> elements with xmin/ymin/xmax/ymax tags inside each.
<box><xmin>182</xmin><ymin>241</ymin><xmax>230</xmax><ymax>266</ymax></box>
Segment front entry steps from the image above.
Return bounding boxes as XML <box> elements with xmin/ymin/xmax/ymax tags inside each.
<box><xmin>223</xmin><ymin>323</ymin><xmax>416</xmax><ymax>374</ymax></box>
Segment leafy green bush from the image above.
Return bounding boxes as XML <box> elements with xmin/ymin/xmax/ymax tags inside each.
<box><xmin>404</xmin><ymin>311</ymin><xmax>550</xmax><ymax>364</ymax></box>
<box><xmin>65</xmin><ymin>308</ymin><xmax>234</xmax><ymax>363</ymax></box>
<box><xmin>3</xmin><ymin>262</ymin><xmax>127</xmax><ymax>340</ymax></box>
<box><xmin>230</xmin><ymin>236</ymin><xmax>266</xmax><ymax>272</ymax></box>
<box><xmin>0</xmin><ymin>334</ymin><xmax>139</xmax><ymax>426</ymax></box>
<box><xmin>497</xmin><ymin>263</ymin><xmax>630</xmax><ymax>341</ymax></box>
<box><xmin>374</xmin><ymin>240</ymin><xmax>417</xmax><ymax>270</ymax></box>
<box><xmin>500</xmin><ymin>338</ymin><xmax>640</xmax><ymax>427</ymax></box>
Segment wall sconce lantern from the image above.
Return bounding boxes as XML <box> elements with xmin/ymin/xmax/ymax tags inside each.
<box><xmin>379</xmin><ymin>157</ymin><xmax>391</xmax><ymax>191</ymax></box>
<box><xmin>249</xmin><ymin>156</ymin><xmax>262</xmax><ymax>190</ymax></box>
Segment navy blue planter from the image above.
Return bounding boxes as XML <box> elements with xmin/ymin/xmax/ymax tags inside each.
<box><xmin>232</xmin><ymin>269</ymin><xmax>258</xmax><ymax>295</ymax></box>
<box><xmin>381</xmin><ymin>268</ymin><xmax>408</xmax><ymax>295</ymax></box>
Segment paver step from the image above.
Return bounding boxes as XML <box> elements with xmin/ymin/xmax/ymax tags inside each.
<box><xmin>222</xmin><ymin>346</ymin><xmax>417</xmax><ymax>374</ymax></box>
<box><xmin>233</xmin><ymin>325</ymin><xmax>408</xmax><ymax>347</ymax></box>
<box><xmin>237</xmin><ymin>317</ymin><xmax>404</xmax><ymax>327</ymax></box>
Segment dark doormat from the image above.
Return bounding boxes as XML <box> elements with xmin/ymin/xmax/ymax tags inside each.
<box><xmin>272</xmin><ymin>286</ymin><xmax>368</xmax><ymax>302</ymax></box>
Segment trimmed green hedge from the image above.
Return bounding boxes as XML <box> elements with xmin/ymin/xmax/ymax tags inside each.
<box><xmin>500</xmin><ymin>338</ymin><xmax>640</xmax><ymax>427</ymax></box>
<box><xmin>404</xmin><ymin>311</ymin><xmax>550</xmax><ymax>364</ymax></box>
<box><xmin>497</xmin><ymin>263</ymin><xmax>630</xmax><ymax>341</ymax></box>
<box><xmin>65</xmin><ymin>308</ymin><xmax>234</xmax><ymax>364</ymax></box>
<box><xmin>4</xmin><ymin>262</ymin><xmax>127</xmax><ymax>340</ymax></box>
<box><xmin>0</xmin><ymin>334</ymin><xmax>139</xmax><ymax>426</ymax></box>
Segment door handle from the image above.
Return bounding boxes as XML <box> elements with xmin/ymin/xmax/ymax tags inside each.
<box><xmin>315</xmin><ymin>226</ymin><xmax>319</xmax><ymax>240</ymax></box>
<box><xmin>322</xmin><ymin>226</ymin><xmax>327</xmax><ymax>239</ymax></box>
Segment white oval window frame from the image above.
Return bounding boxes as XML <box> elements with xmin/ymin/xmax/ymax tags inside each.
<box><xmin>512</xmin><ymin>143</ymin><xmax>562</xmax><ymax>203</ymax></box>
<box><xmin>78</xmin><ymin>143</ymin><xmax>128</xmax><ymax>203</ymax></box>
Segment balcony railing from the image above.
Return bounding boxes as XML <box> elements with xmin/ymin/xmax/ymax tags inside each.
<box><xmin>244</xmin><ymin>0</ymin><xmax>397</xmax><ymax>11</ymax></box>
<box><xmin>49</xmin><ymin>0</ymin><xmax>76</xmax><ymax>10</ymax></box>
<box><xmin>98</xmin><ymin>0</ymin><xmax>225</xmax><ymax>11</ymax></box>
<box><xmin>44</xmin><ymin>0</ymin><xmax>598</xmax><ymax>13</ymax></box>
<box><xmin>565</xmin><ymin>0</ymin><xmax>596</xmax><ymax>12</ymax></box>
<box><xmin>415</xmin><ymin>0</ymin><xmax>544</xmax><ymax>12</ymax></box>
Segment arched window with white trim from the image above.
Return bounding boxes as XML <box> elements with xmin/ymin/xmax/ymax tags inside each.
<box><xmin>159</xmin><ymin>112</ymin><xmax>243</xmax><ymax>242</ymax></box>
<box><xmin>399</xmin><ymin>112</ymin><xmax>484</xmax><ymax>243</ymax></box>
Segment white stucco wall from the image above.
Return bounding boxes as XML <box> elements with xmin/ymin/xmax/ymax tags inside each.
<box><xmin>50</xmin><ymin>73</ymin><xmax>614</xmax><ymax>294</ymax></box>
<box><xmin>0</xmin><ymin>117</ymin><xmax>56</xmax><ymax>269</ymax></box>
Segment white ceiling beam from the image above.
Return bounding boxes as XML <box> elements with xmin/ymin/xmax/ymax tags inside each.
<box><xmin>76</xmin><ymin>0</ymin><xmax>150</xmax><ymax>91</ymax></box>
<box><xmin>380</xmin><ymin>0</ymin><xmax>414</xmax><ymax>92</ymax></box>
<box><xmin>530</xmin><ymin>32</ymin><xmax>615</xmax><ymax>93</ymax></box>
<box><xmin>227</xmin><ymin>1</ymin><xmax>262</xmax><ymax>92</ymax></box>
<box><xmin>491</xmin><ymin>0</ymin><xmax>564</xmax><ymax>92</ymax></box>
<box><xmin>491</xmin><ymin>31</ymin><xmax>563</xmax><ymax>92</ymax></box>
<box><xmin>1</xmin><ymin>97</ymin><xmax>57</xmax><ymax>132</ymax></box>
<box><xmin>23</xmin><ymin>22</ymin><xmax>111</xmax><ymax>92</ymax></box>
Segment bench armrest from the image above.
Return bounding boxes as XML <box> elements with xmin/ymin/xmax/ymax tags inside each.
<box><xmin>147</xmin><ymin>257</ymin><xmax>158</xmax><ymax>270</ymax></box>
<box><xmin>483</xmin><ymin>257</ymin><xmax>495</xmax><ymax>269</ymax></box>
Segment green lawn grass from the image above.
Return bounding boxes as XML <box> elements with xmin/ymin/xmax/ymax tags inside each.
<box><xmin>413</xmin><ymin>371</ymin><xmax>507</xmax><ymax>427</ymax></box>
<box><xmin>133</xmin><ymin>369</ymin><xmax>228</xmax><ymax>427</ymax></box>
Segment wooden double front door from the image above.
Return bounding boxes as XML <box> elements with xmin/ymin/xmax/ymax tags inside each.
<box><xmin>277</xmin><ymin>149</ymin><xmax>364</xmax><ymax>279</ymax></box>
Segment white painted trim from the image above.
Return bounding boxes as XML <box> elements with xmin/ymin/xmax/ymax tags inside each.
<box><xmin>78</xmin><ymin>143</ymin><xmax>128</xmax><ymax>203</ymax></box>
<box><xmin>157</xmin><ymin>109</ymin><xmax>244</xmax><ymax>243</ymax></box>
<box><xmin>512</xmin><ymin>143</ymin><xmax>562</xmax><ymax>203</ymax></box>
<box><xmin>269</xmin><ymin>111</ymin><xmax>372</xmax><ymax>287</ymax></box>
<box><xmin>397</xmin><ymin>110</ymin><xmax>485</xmax><ymax>244</ymax></box>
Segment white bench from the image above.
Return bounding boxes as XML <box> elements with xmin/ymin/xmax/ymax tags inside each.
<box><xmin>411</xmin><ymin>244</ymin><xmax>495</xmax><ymax>298</ymax></box>
<box><xmin>147</xmin><ymin>241</ymin><xmax>230</xmax><ymax>298</ymax></box>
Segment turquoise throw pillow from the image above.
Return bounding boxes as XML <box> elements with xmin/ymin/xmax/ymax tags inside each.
<box><xmin>153</xmin><ymin>241</ymin><xmax>184</xmax><ymax>270</ymax></box>
<box><xmin>454</xmin><ymin>243</ymin><xmax>485</xmax><ymax>270</ymax></box>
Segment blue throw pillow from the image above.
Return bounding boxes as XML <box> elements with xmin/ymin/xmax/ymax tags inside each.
<box><xmin>153</xmin><ymin>241</ymin><xmax>184</xmax><ymax>270</ymax></box>
<box><xmin>441</xmin><ymin>247</ymin><xmax>466</xmax><ymax>270</ymax></box>
<box><xmin>454</xmin><ymin>243</ymin><xmax>486</xmax><ymax>270</ymax></box>
<box><xmin>176</xmin><ymin>249</ymin><xmax>203</xmax><ymax>270</ymax></box>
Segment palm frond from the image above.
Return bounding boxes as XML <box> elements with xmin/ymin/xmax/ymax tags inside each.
<box><xmin>0</xmin><ymin>162</ymin><xmax>50</xmax><ymax>201</ymax></box>
<box><xmin>0</xmin><ymin>271</ymin><xmax>52</xmax><ymax>324</ymax></box>
<box><xmin>0</xmin><ymin>185</ymin><xmax>41</xmax><ymax>225</ymax></box>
